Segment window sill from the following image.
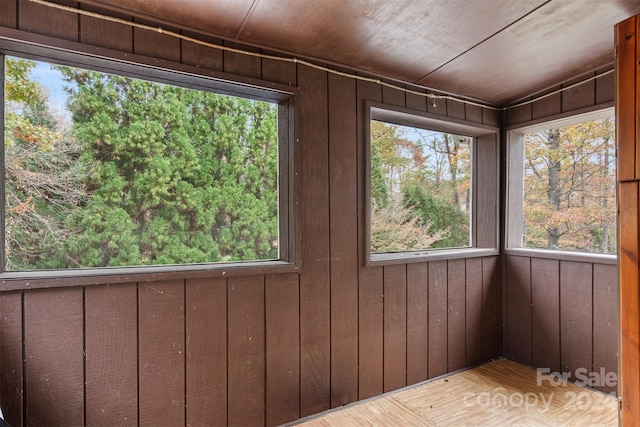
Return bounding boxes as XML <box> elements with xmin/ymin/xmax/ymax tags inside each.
<box><xmin>368</xmin><ymin>247</ymin><xmax>499</xmax><ymax>266</ymax></box>
<box><xmin>0</xmin><ymin>260</ymin><xmax>299</xmax><ymax>292</ymax></box>
<box><xmin>504</xmin><ymin>248</ymin><xmax>617</xmax><ymax>265</ymax></box>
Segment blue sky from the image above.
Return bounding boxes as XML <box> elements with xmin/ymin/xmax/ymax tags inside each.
<box><xmin>32</xmin><ymin>60</ymin><xmax>68</xmax><ymax>108</ymax></box>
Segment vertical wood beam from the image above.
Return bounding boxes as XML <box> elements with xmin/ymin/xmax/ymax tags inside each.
<box><xmin>617</xmin><ymin>15</ymin><xmax>640</xmax><ymax>426</ymax></box>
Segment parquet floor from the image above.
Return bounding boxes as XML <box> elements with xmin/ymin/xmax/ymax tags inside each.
<box><xmin>293</xmin><ymin>359</ymin><xmax>618</xmax><ymax>426</ymax></box>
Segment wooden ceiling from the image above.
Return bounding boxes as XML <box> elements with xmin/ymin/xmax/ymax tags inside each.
<box><xmin>75</xmin><ymin>0</ymin><xmax>640</xmax><ymax>106</ymax></box>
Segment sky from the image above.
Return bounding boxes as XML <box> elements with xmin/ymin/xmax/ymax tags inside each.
<box><xmin>30</xmin><ymin>58</ymin><xmax>75</xmax><ymax>126</ymax></box>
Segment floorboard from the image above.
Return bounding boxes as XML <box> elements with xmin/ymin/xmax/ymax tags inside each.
<box><xmin>292</xmin><ymin>359</ymin><xmax>618</xmax><ymax>426</ymax></box>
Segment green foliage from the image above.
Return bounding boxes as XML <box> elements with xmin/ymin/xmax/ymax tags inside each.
<box><xmin>369</xmin><ymin>120</ymin><xmax>471</xmax><ymax>252</ymax></box>
<box><xmin>4</xmin><ymin>58</ymin><xmax>89</xmax><ymax>271</ymax></box>
<box><xmin>4</xmin><ymin>57</ymin><xmax>279</xmax><ymax>270</ymax></box>
<box><xmin>370</xmin><ymin>143</ymin><xmax>389</xmax><ymax>208</ymax></box>
<box><xmin>5</xmin><ymin>58</ymin><xmax>41</xmax><ymax>105</ymax></box>
<box><xmin>59</xmin><ymin>67</ymin><xmax>279</xmax><ymax>267</ymax></box>
<box><xmin>402</xmin><ymin>183</ymin><xmax>469</xmax><ymax>248</ymax></box>
<box><xmin>370</xmin><ymin>195</ymin><xmax>448</xmax><ymax>253</ymax></box>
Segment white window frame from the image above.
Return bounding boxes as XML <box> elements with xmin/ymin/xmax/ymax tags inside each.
<box><xmin>504</xmin><ymin>107</ymin><xmax>616</xmax><ymax>264</ymax></box>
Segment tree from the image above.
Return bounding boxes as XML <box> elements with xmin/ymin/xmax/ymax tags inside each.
<box><xmin>523</xmin><ymin>117</ymin><xmax>616</xmax><ymax>253</ymax></box>
<box><xmin>59</xmin><ymin>67</ymin><xmax>279</xmax><ymax>267</ymax></box>
<box><xmin>4</xmin><ymin>57</ymin><xmax>88</xmax><ymax>270</ymax></box>
<box><xmin>401</xmin><ymin>182</ymin><xmax>469</xmax><ymax>248</ymax></box>
<box><xmin>369</xmin><ymin>120</ymin><xmax>471</xmax><ymax>251</ymax></box>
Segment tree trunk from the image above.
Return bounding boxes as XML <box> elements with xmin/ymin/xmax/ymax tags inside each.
<box><xmin>546</xmin><ymin>129</ymin><xmax>561</xmax><ymax>249</ymax></box>
<box><xmin>444</xmin><ymin>134</ymin><xmax>459</xmax><ymax>205</ymax></box>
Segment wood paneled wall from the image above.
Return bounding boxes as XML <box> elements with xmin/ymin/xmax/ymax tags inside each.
<box><xmin>503</xmin><ymin>56</ymin><xmax>618</xmax><ymax>396</ymax></box>
<box><xmin>0</xmin><ymin>2</ymin><xmax>502</xmax><ymax>426</ymax></box>
<box><xmin>504</xmin><ymin>256</ymin><xmax>618</xmax><ymax>395</ymax></box>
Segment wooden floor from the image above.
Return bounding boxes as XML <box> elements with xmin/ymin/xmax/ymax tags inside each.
<box><xmin>293</xmin><ymin>359</ymin><xmax>618</xmax><ymax>426</ymax></box>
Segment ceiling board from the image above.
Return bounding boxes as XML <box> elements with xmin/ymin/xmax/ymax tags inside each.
<box><xmin>237</xmin><ymin>0</ymin><xmax>547</xmax><ymax>83</ymax></box>
<box><xmin>86</xmin><ymin>0</ymin><xmax>256</xmax><ymax>38</ymax></box>
<box><xmin>73</xmin><ymin>0</ymin><xmax>640</xmax><ymax>105</ymax></box>
<box><xmin>418</xmin><ymin>0</ymin><xmax>637</xmax><ymax>104</ymax></box>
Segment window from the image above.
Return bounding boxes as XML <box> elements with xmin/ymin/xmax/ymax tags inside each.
<box><xmin>506</xmin><ymin>109</ymin><xmax>616</xmax><ymax>255</ymax></box>
<box><xmin>366</xmin><ymin>103</ymin><xmax>499</xmax><ymax>263</ymax></box>
<box><xmin>2</xmin><ymin>52</ymin><xmax>292</xmax><ymax>272</ymax></box>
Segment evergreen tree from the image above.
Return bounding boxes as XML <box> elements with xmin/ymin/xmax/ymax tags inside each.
<box><xmin>401</xmin><ymin>183</ymin><xmax>469</xmax><ymax>248</ymax></box>
<box><xmin>59</xmin><ymin>68</ymin><xmax>279</xmax><ymax>267</ymax></box>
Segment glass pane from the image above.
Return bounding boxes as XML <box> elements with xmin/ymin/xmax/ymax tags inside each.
<box><xmin>522</xmin><ymin>117</ymin><xmax>616</xmax><ymax>254</ymax></box>
<box><xmin>4</xmin><ymin>56</ymin><xmax>279</xmax><ymax>270</ymax></box>
<box><xmin>370</xmin><ymin>120</ymin><xmax>472</xmax><ymax>254</ymax></box>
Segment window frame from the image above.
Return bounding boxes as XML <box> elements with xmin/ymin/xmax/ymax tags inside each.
<box><xmin>504</xmin><ymin>107</ymin><xmax>617</xmax><ymax>264</ymax></box>
<box><xmin>0</xmin><ymin>32</ymin><xmax>298</xmax><ymax>284</ymax></box>
<box><xmin>365</xmin><ymin>101</ymin><xmax>500</xmax><ymax>266</ymax></box>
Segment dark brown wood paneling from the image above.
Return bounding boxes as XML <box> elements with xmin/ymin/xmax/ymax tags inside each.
<box><xmin>382</xmin><ymin>82</ymin><xmax>405</xmax><ymax>107</ymax></box>
<box><xmin>19</xmin><ymin>0</ymin><xmax>78</xmax><ymax>41</ymax></box>
<box><xmin>465</xmin><ymin>104</ymin><xmax>483</xmax><ymax>124</ymax></box>
<box><xmin>559</xmin><ymin>261</ymin><xmax>593</xmax><ymax>376</ymax></box>
<box><xmin>228</xmin><ymin>275</ymin><xmax>265</xmax><ymax>427</ymax></box>
<box><xmin>0</xmin><ymin>292</ymin><xmax>22</xmax><ymax>426</ymax></box>
<box><xmin>383</xmin><ymin>264</ymin><xmax>407</xmax><ymax>392</ymax></box>
<box><xmin>138</xmin><ymin>280</ymin><xmax>185</xmax><ymax>427</ymax></box>
<box><xmin>265</xmin><ymin>273</ymin><xmax>300</xmax><ymax>426</ymax></box>
<box><xmin>506</xmin><ymin>103</ymin><xmax>532</xmax><ymax>125</ymax></box>
<box><xmin>562</xmin><ymin>75</ymin><xmax>595</xmax><ymax>113</ymax></box>
<box><xmin>357</xmin><ymin>75</ymin><xmax>383</xmax><ymax>400</ymax></box>
<box><xmin>447</xmin><ymin>259</ymin><xmax>466</xmax><ymax>372</ymax></box>
<box><xmin>406</xmin><ymin>263</ymin><xmax>429</xmax><ymax>384</ymax></box>
<box><xmin>79</xmin><ymin>4</ymin><xmax>132</xmax><ymax>52</ymax></box>
<box><xmin>465</xmin><ymin>258</ymin><xmax>483</xmax><ymax>367</ymax></box>
<box><xmin>476</xmin><ymin>134</ymin><xmax>498</xmax><ymax>248</ymax></box>
<box><xmin>532</xmin><ymin>91</ymin><xmax>561</xmax><ymax>120</ymax></box>
<box><xmin>328</xmin><ymin>72</ymin><xmax>358</xmax><ymax>408</ymax></box>
<box><xmin>505</xmin><ymin>256</ymin><xmax>531</xmax><ymax>365</ymax></box>
<box><xmin>428</xmin><ymin>260</ymin><xmax>448</xmax><ymax>378</ymax></box>
<box><xmin>181</xmin><ymin>32</ymin><xmax>224</xmax><ymax>71</ymax></box>
<box><xmin>595</xmin><ymin>67</ymin><xmax>614</xmax><ymax>105</ymax></box>
<box><xmin>224</xmin><ymin>41</ymin><xmax>262</xmax><ymax>79</ymax></box>
<box><xmin>482</xmin><ymin>257</ymin><xmax>500</xmax><ymax>359</ymax></box>
<box><xmin>133</xmin><ymin>21</ymin><xmax>181</xmax><ymax>63</ymax></box>
<box><xmin>405</xmin><ymin>86</ymin><xmax>427</xmax><ymax>112</ymax></box>
<box><xmin>427</xmin><ymin>93</ymin><xmax>447</xmax><ymax>116</ymax></box>
<box><xmin>619</xmin><ymin>181</ymin><xmax>640</xmax><ymax>418</ymax></box>
<box><xmin>530</xmin><ymin>258</ymin><xmax>560</xmax><ymax>373</ymax></box>
<box><xmin>262</xmin><ymin>51</ymin><xmax>297</xmax><ymax>86</ymax></box>
<box><xmin>298</xmin><ymin>62</ymin><xmax>331</xmax><ymax>417</ymax></box>
<box><xmin>593</xmin><ymin>263</ymin><xmax>618</xmax><ymax>395</ymax></box>
<box><xmin>616</xmin><ymin>16</ymin><xmax>637</xmax><ymax>181</ymax></box>
<box><xmin>85</xmin><ymin>283</ymin><xmax>138</xmax><ymax>426</ymax></box>
<box><xmin>358</xmin><ymin>266</ymin><xmax>384</xmax><ymax>399</ymax></box>
<box><xmin>482</xmin><ymin>107</ymin><xmax>500</xmax><ymax>128</ymax></box>
<box><xmin>0</xmin><ymin>0</ymin><xmax>17</xmax><ymax>28</ymax></box>
<box><xmin>447</xmin><ymin>99</ymin><xmax>465</xmax><ymax>121</ymax></box>
<box><xmin>185</xmin><ymin>277</ymin><xmax>227</xmax><ymax>427</ymax></box>
<box><xmin>24</xmin><ymin>288</ymin><xmax>84</xmax><ymax>426</ymax></box>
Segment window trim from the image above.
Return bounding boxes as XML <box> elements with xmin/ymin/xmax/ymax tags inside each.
<box><xmin>0</xmin><ymin>29</ymin><xmax>298</xmax><ymax>283</ymax></box>
<box><xmin>504</xmin><ymin>107</ymin><xmax>616</xmax><ymax>258</ymax></box>
<box><xmin>364</xmin><ymin>101</ymin><xmax>500</xmax><ymax>266</ymax></box>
